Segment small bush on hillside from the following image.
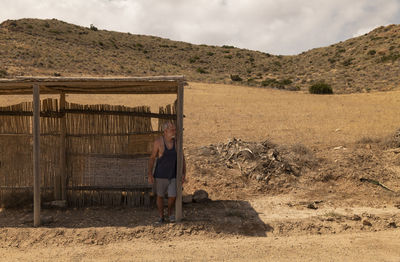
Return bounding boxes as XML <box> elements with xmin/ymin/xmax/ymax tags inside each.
<box><xmin>286</xmin><ymin>86</ymin><xmax>300</xmax><ymax>91</ymax></box>
<box><xmin>328</xmin><ymin>58</ymin><xmax>336</xmax><ymax>64</ymax></box>
<box><xmin>0</xmin><ymin>69</ymin><xmax>8</xmax><ymax>78</ymax></box>
<box><xmin>336</xmin><ymin>47</ymin><xmax>346</xmax><ymax>53</ymax></box>
<box><xmin>342</xmin><ymin>58</ymin><xmax>353</xmax><ymax>66</ymax></box>
<box><xmin>230</xmin><ymin>74</ymin><xmax>242</xmax><ymax>81</ymax></box>
<box><xmin>309</xmin><ymin>82</ymin><xmax>333</xmax><ymax>94</ymax></box>
<box><xmin>380</xmin><ymin>52</ymin><xmax>400</xmax><ymax>63</ymax></box>
<box><xmin>207</xmin><ymin>52</ymin><xmax>214</xmax><ymax>56</ymax></box>
<box><xmin>222</xmin><ymin>45</ymin><xmax>235</xmax><ymax>49</ymax></box>
<box><xmin>224</xmin><ymin>55</ymin><xmax>232</xmax><ymax>59</ymax></box>
<box><xmin>280</xmin><ymin>79</ymin><xmax>292</xmax><ymax>85</ymax></box>
<box><xmin>261</xmin><ymin>78</ymin><xmax>279</xmax><ymax>87</ymax></box>
<box><xmin>272</xmin><ymin>61</ymin><xmax>281</xmax><ymax>67</ymax></box>
<box><xmin>189</xmin><ymin>56</ymin><xmax>200</xmax><ymax>63</ymax></box>
<box><xmin>261</xmin><ymin>78</ymin><xmax>292</xmax><ymax>89</ymax></box>
<box><xmin>196</xmin><ymin>67</ymin><xmax>207</xmax><ymax>74</ymax></box>
<box><xmin>90</xmin><ymin>24</ymin><xmax>98</xmax><ymax>31</ymax></box>
<box><xmin>367</xmin><ymin>50</ymin><xmax>376</xmax><ymax>55</ymax></box>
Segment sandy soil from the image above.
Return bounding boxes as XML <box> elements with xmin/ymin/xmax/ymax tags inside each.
<box><xmin>1</xmin><ymin>83</ymin><xmax>400</xmax><ymax>261</ymax></box>
<box><xmin>1</xmin><ymin>231</ymin><xmax>400</xmax><ymax>262</ymax></box>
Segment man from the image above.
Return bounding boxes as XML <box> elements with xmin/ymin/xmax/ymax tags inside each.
<box><xmin>148</xmin><ymin>121</ymin><xmax>186</xmax><ymax>223</ymax></box>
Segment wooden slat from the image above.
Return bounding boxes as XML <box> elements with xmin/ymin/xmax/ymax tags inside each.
<box><xmin>33</xmin><ymin>84</ymin><xmax>41</xmax><ymax>227</ymax></box>
<box><xmin>59</xmin><ymin>93</ymin><xmax>66</xmax><ymax>200</ymax></box>
<box><xmin>175</xmin><ymin>83</ymin><xmax>184</xmax><ymax>222</ymax></box>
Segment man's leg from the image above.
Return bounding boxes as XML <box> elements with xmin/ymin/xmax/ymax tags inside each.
<box><xmin>155</xmin><ymin>178</ymin><xmax>169</xmax><ymax>221</ymax></box>
<box><xmin>167</xmin><ymin>197</ymin><xmax>176</xmax><ymax>217</ymax></box>
<box><xmin>167</xmin><ymin>178</ymin><xmax>177</xmax><ymax>222</ymax></box>
<box><xmin>157</xmin><ymin>196</ymin><xmax>164</xmax><ymax>218</ymax></box>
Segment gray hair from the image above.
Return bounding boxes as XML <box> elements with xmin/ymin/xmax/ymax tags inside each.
<box><xmin>162</xmin><ymin>121</ymin><xmax>175</xmax><ymax>131</ymax></box>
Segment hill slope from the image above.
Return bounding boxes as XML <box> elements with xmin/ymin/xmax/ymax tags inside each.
<box><xmin>1</xmin><ymin>18</ymin><xmax>400</xmax><ymax>93</ymax></box>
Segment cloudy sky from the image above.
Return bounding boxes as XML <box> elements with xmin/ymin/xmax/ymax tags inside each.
<box><xmin>1</xmin><ymin>0</ymin><xmax>399</xmax><ymax>55</ymax></box>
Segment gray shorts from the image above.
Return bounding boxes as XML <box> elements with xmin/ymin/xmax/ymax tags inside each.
<box><xmin>155</xmin><ymin>178</ymin><xmax>176</xmax><ymax>198</ymax></box>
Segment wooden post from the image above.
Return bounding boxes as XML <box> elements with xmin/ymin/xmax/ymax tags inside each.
<box><xmin>33</xmin><ymin>84</ymin><xmax>41</xmax><ymax>227</ymax></box>
<box><xmin>175</xmin><ymin>83</ymin><xmax>184</xmax><ymax>222</ymax></box>
<box><xmin>59</xmin><ymin>92</ymin><xmax>67</xmax><ymax>200</ymax></box>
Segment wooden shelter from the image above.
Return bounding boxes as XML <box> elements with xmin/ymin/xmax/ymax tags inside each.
<box><xmin>0</xmin><ymin>76</ymin><xmax>186</xmax><ymax>226</ymax></box>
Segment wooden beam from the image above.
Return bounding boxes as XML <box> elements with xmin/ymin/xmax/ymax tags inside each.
<box><xmin>33</xmin><ymin>84</ymin><xmax>41</xmax><ymax>227</ymax></box>
<box><xmin>0</xmin><ymin>86</ymin><xmax>179</xmax><ymax>95</ymax></box>
<box><xmin>14</xmin><ymin>75</ymin><xmax>186</xmax><ymax>82</ymax></box>
<box><xmin>0</xmin><ymin>76</ymin><xmax>187</xmax><ymax>95</ymax></box>
<box><xmin>0</xmin><ymin>110</ymin><xmax>178</xmax><ymax>119</ymax></box>
<box><xmin>66</xmin><ymin>186</ymin><xmax>152</xmax><ymax>191</ymax></box>
<box><xmin>59</xmin><ymin>92</ymin><xmax>67</xmax><ymax>201</ymax></box>
<box><xmin>175</xmin><ymin>83</ymin><xmax>184</xmax><ymax>222</ymax></box>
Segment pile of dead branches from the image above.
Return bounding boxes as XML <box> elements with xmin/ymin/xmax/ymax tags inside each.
<box><xmin>196</xmin><ymin>138</ymin><xmax>318</xmax><ymax>183</ymax></box>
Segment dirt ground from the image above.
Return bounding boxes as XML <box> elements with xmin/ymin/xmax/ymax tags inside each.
<box><xmin>1</xmin><ymin>83</ymin><xmax>400</xmax><ymax>261</ymax></box>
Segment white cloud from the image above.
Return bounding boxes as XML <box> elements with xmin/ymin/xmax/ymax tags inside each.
<box><xmin>1</xmin><ymin>0</ymin><xmax>399</xmax><ymax>54</ymax></box>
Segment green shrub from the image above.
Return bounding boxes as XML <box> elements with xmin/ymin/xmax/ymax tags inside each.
<box><xmin>90</xmin><ymin>24</ymin><xmax>98</xmax><ymax>31</ymax></box>
<box><xmin>272</xmin><ymin>61</ymin><xmax>281</xmax><ymax>67</ymax></box>
<box><xmin>336</xmin><ymin>47</ymin><xmax>346</xmax><ymax>53</ymax></box>
<box><xmin>222</xmin><ymin>45</ymin><xmax>235</xmax><ymax>49</ymax></box>
<box><xmin>342</xmin><ymin>58</ymin><xmax>353</xmax><ymax>66</ymax></box>
<box><xmin>207</xmin><ymin>52</ymin><xmax>214</xmax><ymax>56</ymax></box>
<box><xmin>189</xmin><ymin>56</ymin><xmax>200</xmax><ymax>63</ymax></box>
<box><xmin>261</xmin><ymin>78</ymin><xmax>292</xmax><ymax>88</ymax></box>
<box><xmin>0</xmin><ymin>69</ymin><xmax>8</xmax><ymax>78</ymax></box>
<box><xmin>367</xmin><ymin>50</ymin><xmax>376</xmax><ymax>55</ymax></box>
<box><xmin>224</xmin><ymin>55</ymin><xmax>232</xmax><ymax>59</ymax></box>
<box><xmin>286</xmin><ymin>86</ymin><xmax>300</xmax><ymax>91</ymax></box>
<box><xmin>196</xmin><ymin>67</ymin><xmax>207</xmax><ymax>74</ymax></box>
<box><xmin>309</xmin><ymin>82</ymin><xmax>333</xmax><ymax>94</ymax></box>
<box><xmin>280</xmin><ymin>79</ymin><xmax>292</xmax><ymax>85</ymax></box>
<box><xmin>261</xmin><ymin>78</ymin><xmax>279</xmax><ymax>87</ymax></box>
<box><xmin>230</xmin><ymin>74</ymin><xmax>242</xmax><ymax>81</ymax></box>
<box><xmin>380</xmin><ymin>52</ymin><xmax>400</xmax><ymax>63</ymax></box>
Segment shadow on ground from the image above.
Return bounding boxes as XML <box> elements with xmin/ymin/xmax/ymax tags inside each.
<box><xmin>0</xmin><ymin>200</ymin><xmax>272</xmax><ymax>238</ymax></box>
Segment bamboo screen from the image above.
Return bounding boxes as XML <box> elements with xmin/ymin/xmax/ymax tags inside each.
<box><xmin>0</xmin><ymin>98</ymin><xmax>174</xmax><ymax>207</ymax></box>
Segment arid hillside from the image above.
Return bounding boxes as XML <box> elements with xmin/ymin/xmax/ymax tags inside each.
<box><xmin>1</xmin><ymin>18</ymin><xmax>400</xmax><ymax>93</ymax></box>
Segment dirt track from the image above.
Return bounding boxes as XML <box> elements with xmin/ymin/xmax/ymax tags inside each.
<box><xmin>1</xmin><ymin>231</ymin><xmax>400</xmax><ymax>262</ymax></box>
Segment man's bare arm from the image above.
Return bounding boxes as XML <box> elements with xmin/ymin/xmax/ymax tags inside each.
<box><xmin>148</xmin><ymin>139</ymin><xmax>160</xmax><ymax>184</ymax></box>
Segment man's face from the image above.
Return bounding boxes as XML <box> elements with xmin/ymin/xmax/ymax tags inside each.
<box><xmin>164</xmin><ymin>124</ymin><xmax>176</xmax><ymax>140</ymax></box>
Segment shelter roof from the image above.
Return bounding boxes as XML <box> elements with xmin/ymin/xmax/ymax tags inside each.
<box><xmin>0</xmin><ymin>76</ymin><xmax>186</xmax><ymax>95</ymax></box>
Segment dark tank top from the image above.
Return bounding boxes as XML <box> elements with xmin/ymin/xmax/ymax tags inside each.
<box><xmin>153</xmin><ymin>138</ymin><xmax>177</xmax><ymax>179</ymax></box>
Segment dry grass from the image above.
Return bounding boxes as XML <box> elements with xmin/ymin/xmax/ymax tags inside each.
<box><xmin>1</xmin><ymin>82</ymin><xmax>400</xmax><ymax>150</ymax></box>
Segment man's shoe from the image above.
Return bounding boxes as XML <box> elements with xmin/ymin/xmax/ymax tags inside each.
<box><xmin>169</xmin><ymin>215</ymin><xmax>176</xmax><ymax>223</ymax></box>
<box><xmin>155</xmin><ymin>217</ymin><xmax>165</xmax><ymax>225</ymax></box>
